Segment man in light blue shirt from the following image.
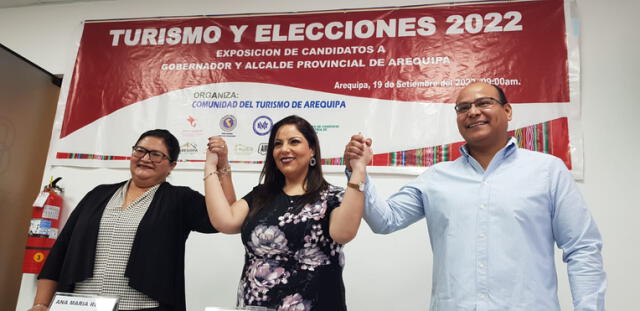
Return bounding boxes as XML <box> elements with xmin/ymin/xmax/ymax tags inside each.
<box><xmin>345</xmin><ymin>82</ymin><xmax>606</xmax><ymax>310</ymax></box>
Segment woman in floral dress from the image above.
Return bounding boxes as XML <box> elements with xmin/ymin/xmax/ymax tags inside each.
<box><xmin>204</xmin><ymin>115</ymin><xmax>372</xmax><ymax>310</ymax></box>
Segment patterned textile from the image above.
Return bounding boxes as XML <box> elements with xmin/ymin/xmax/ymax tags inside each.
<box><xmin>239</xmin><ymin>185</ymin><xmax>347</xmax><ymax>311</ymax></box>
<box><xmin>75</xmin><ymin>181</ymin><xmax>160</xmax><ymax>310</ymax></box>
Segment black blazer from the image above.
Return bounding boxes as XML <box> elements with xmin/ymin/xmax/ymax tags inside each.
<box><xmin>39</xmin><ymin>181</ymin><xmax>217</xmax><ymax>311</ymax></box>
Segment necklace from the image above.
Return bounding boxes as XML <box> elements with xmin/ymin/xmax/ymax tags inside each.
<box><xmin>284</xmin><ymin>192</ymin><xmax>301</xmax><ymax>210</ymax></box>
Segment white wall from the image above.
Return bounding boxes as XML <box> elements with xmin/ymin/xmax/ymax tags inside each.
<box><xmin>2</xmin><ymin>0</ymin><xmax>638</xmax><ymax>310</ymax></box>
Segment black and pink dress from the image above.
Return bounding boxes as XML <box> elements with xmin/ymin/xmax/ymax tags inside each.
<box><xmin>239</xmin><ymin>185</ymin><xmax>347</xmax><ymax>311</ymax></box>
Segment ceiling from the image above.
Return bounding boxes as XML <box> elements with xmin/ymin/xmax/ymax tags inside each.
<box><xmin>0</xmin><ymin>0</ymin><xmax>112</xmax><ymax>9</ymax></box>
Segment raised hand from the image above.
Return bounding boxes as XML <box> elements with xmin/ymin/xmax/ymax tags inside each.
<box><xmin>206</xmin><ymin>136</ymin><xmax>228</xmax><ymax>169</ymax></box>
<box><xmin>350</xmin><ymin>139</ymin><xmax>372</xmax><ymax>172</ymax></box>
<box><xmin>344</xmin><ymin>134</ymin><xmax>372</xmax><ymax>171</ymax></box>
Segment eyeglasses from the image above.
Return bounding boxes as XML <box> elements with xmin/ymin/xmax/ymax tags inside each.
<box><xmin>131</xmin><ymin>146</ymin><xmax>170</xmax><ymax>163</ymax></box>
<box><xmin>454</xmin><ymin>97</ymin><xmax>503</xmax><ymax>114</ymax></box>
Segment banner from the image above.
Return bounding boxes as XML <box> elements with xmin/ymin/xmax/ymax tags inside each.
<box><xmin>50</xmin><ymin>0</ymin><xmax>582</xmax><ymax>176</ymax></box>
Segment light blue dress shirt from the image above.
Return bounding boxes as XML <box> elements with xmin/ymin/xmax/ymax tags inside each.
<box><xmin>361</xmin><ymin>138</ymin><xmax>606</xmax><ymax>311</ymax></box>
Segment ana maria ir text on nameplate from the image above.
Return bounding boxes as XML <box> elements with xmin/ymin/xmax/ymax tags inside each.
<box><xmin>49</xmin><ymin>292</ymin><xmax>118</xmax><ymax>311</ymax></box>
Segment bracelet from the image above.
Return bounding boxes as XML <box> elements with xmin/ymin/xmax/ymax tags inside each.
<box><xmin>203</xmin><ymin>171</ymin><xmax>216</xmax><ymax>181</ymax></box>
<box><xmin>217</xmin><ymin>166</ymin><xmax>231</xmax><ymax>176</ymax></box>
<box><xmin>203</xmin><ymin>166</ymin><xmax>232</xmax><ymax>181</ymax></box>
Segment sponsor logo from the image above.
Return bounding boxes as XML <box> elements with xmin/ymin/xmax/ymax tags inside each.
<box><xmin>180</xmin><ymin>142</ymin><xmax>198</xmax><ymax>153</ymax></box>
<box><xmin>234</xmin><ymin>144</ymin><xmax>254</xmax><ymax>155</ymax></box>
<box><xmin>253</xmin><ymin>116</ymin><xmax>273</xmax><ymax>136</ymax></box>
<box><xmin>220</xmin><ymin>115</ymin><xmax>237</xmax><ymax>132</ymax></box>
<box><xmin>186</xmin><ymin>115</ymin><xmax>197</xmax><ymax>127</ymax></box>
<box><xmin>182</xmin><ymin>115</ymin><xmax>203</xmax><ymax>138</ymax></box>
<box><xmin>257</xmin><ymin>143</ymin><xmax>268</xmax><ymax>155</ymax></box>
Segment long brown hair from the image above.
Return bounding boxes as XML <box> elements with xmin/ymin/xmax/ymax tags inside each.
<box><xmin>248</xmin><ymin>115</ymin><xmax>328</xmax><ymax>219</ymax></box>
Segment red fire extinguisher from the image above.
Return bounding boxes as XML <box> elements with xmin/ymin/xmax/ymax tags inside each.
<box><xmin>23</xmin><ymin>177</ymin><xmax>64</xmax><ymax>274</ymax></box>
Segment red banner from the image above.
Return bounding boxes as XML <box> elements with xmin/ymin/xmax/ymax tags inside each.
<box><xmin>52</xmin><ymin>0</ymin><xmax>581</xmax><ymax>176</ymax></box>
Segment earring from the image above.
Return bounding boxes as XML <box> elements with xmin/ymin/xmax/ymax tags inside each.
<box><xmin>309</xmin><ymin>156</ymin><xmax>316</xmax><ymax>167</ymax></box>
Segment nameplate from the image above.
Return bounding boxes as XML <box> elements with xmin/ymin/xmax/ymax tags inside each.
<box><xmin>49</xmin><ymin>292</ymin><xmax>118</xmax><ymax>311</ymax></box>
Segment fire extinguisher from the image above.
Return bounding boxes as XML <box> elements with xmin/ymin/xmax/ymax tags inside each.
<box><xmin>23</xmin><ymin>177</ymin><xmax>64</xmax><ymax>274</ymax></box>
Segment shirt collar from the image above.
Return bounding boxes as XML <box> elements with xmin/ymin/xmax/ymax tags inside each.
<box><xmin>120</xmin><ymin>179</ymin><xmax>161</xmax><ymax>206</ymax></box>
<box><xmin>459</xmin><ymin>137</ymin><xmax>518</xmax><ymax>160</ymax></box>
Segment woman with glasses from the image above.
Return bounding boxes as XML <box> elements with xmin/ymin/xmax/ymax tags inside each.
<box><xmin>204</xmin><ymin>115</ymin><xmax>372</xmax><ymax>310</ymax></box>
<box><xmin>30</xmin><ymin>129</ymin><xmax>236</xmax><ymax>311</ymax></box>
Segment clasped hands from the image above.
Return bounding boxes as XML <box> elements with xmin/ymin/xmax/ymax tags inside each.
<box><xmin>206</xmin><ymin>136</ymin><xmax>230</xmax><ymax>171</ymax></box>
<box><xmin>206</xmin><ymin>134</ymin><xmax>373</xmax><ymax>171</ymax></box>
<box><xmin>344</xmin><ymin>134</ymin><xmax>373</xmax><ymax>172</ymax></box>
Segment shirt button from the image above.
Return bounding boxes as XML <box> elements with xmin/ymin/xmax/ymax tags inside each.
<box><xmin>479</xmin><ymin>233</ymin><xmax>485</xmax><ymax>238</ymax></box>
<box><xmin>480</xmin><ymin>204</ymin><xmax>486</xmax><ymax>209</ymax></box>
<box><xmin>479</xmin><ymin>263</ymin><xmax>485</xmax><ymax>268</ymax></box>
<box><xmin>479</xmin><ymin>295</ymin><xmax>485</xmax><ymax>300</ymax></box>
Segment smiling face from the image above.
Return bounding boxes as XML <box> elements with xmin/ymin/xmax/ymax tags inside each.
<box><xmin>456</xmin><ymin>82</ymin><xmax>512</xmax><ymax>151</ymax></box>
<box><xmin>130</xmin><ymin>136</ymin><xmax>176</xmax><ymax>188</ymax></box>
<box><xmin>272</xmin><ymin>124</ymin><xmax>314</xmax><ymax>183</ymax></box>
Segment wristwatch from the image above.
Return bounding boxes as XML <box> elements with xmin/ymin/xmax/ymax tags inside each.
<box><xmin>347</xmin><ymin>181</ymin><xmax>365</xmax><ymax>192</ymax></box>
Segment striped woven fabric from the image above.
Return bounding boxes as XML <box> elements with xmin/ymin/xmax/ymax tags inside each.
<box><xmin>55</xmin><ymin>153</ymin><xmax>129</xmax><ymax>160</ymax></box>
<box><xmin>322</xmin><ymin>117</ymin><xmax>571</xmax><ymax>169</ymax></box>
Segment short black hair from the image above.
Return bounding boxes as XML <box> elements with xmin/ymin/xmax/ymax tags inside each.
<box><xmin>134</xmin><ymin>129</ymin><xmax>180</xmax><ymax>162</ymax></box>
<box><xmin>492</xmin><ymin>84</ymin><xmax>508</xmax><ymax>105</ymax></box>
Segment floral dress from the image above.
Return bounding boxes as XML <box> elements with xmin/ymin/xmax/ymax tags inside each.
<box><xmin>239</xmin><ymin>185</ymin><xmax>347</xmax><ymax>311</ymax></box>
